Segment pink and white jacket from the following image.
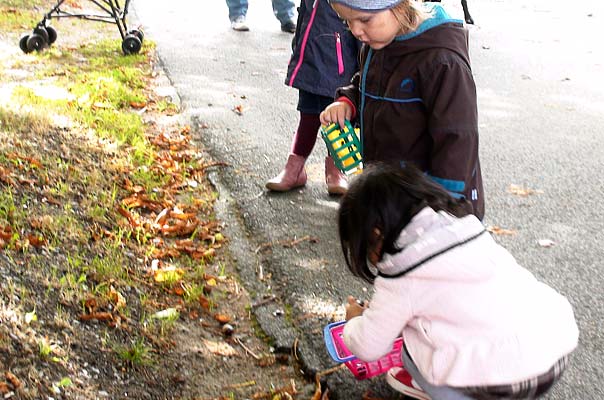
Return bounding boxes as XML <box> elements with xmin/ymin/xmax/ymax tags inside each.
<box><xmin>343</xmin><ymin>207</ymin><xmax>579</xmax><ymax>387</ymax></box>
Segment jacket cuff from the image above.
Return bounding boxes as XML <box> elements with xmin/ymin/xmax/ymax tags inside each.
<box><xmin>336</xmin><ymin>96</ymin><xmax>357</xmax><ymax>120</ymax></box>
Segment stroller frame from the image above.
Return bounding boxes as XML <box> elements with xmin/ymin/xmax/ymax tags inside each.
<box><xmin>42</xmin><ymin>0</ymin><xmax>132</xmax><ymax>40</ymax></box>
<box><xmin>19</xmin><ymin>0</ymin><xmax>144</xmax><ymax>55</ymax></box>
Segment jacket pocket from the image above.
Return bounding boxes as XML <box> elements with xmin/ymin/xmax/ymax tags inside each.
<box><xmin>335</xmin><ymin>32</ymin><xmax>344</xmax><ymax>75</ymax></box>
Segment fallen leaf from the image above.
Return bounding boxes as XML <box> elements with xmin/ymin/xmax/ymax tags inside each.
<box><xmin>153</xmin><ymin>266</ymin><xmax>184</xmax><ymax>283</ymax></box>
<box><xmin>203</xmin><ymin>339</ymin><xmax>238</xmax><ymax>356</ymax></box>
<box><xmin>79</xmin><ymin>312</ymin><xmax>113</xmax><ymax>322</ymax></box>
<box><xmin>0</xmin><ymin>382</ymin><xmax>9</xmax><ymax>394</ymax></box>
<box><xmin>130</xmin><ymin>101</ymin><xmax>147</xmax><ymax>109</ymax></box>
<box><xmin>508</xmin><ymin>184</ymin><xmax>542</xmax><ymax>197</ymax></box>
<box><xmin>232</xmin><ymin>104</ymin><xmax>244</xmax><ymax>115</ymax></box>
<box><xmin>214</xmin><ymin>313</ymin><xmax>231</xmax><ymax>324</ymax></box>
<box><xmin>486</xmin><ymin>226</ymin><xmax>517</xmax><ymax>236</ymax></box>
<box><xmin>108</xmin><ymin>287</ymin><xmax>126</xmax><ymax>310</ymax></box>
<box><xmin>199</xmin><ymin>296</ymin><xmax>211</xmax><ymax>310</ymax></box>
<box><xmin>117</xmin><ymin>206</ymin><xmax>139</xmax><ymax>228</ymax></box>
<box><xmin>5</xmin><ymin>372</ymin><xmax>21</xmax><ymax>389</ymax></box>
<box><xmin>84</xmin><ymin>298</ymin><xmax>97</xmax><ymax>313</ymax></box>
<box><xmin>26</xmin><ymin>233</ymin><xmax>46</xmax><ymax>248</ymax></box>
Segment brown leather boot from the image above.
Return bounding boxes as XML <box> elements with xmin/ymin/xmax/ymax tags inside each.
<box><xmin>325</xmin><ymin>156</ymin><xmax>348</xmax><ymax>195</ymax></box>
<box><xmin>265</xmin><ymin>154</ymin><xmax>307</xmax><ymax>192</ymax></box>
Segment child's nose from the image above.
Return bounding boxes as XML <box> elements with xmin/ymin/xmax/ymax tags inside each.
<box><xmin>348</xmin><ymin>22</ymin><xmax>364</xmax><ymax>38</ymax></box>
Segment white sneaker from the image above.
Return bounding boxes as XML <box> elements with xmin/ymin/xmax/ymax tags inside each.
<box><xmin>230</xmin><ymin>16</ymin><xmax>249</xmax><ymax>32</ymax></box>
<box><xmin>386</xmin><ymin>367</ymin><xmax>431</xmax><ymax>400</ymax></box>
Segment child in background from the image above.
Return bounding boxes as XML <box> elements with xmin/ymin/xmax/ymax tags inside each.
<box><xmin>266</xmin><ymin>0</ymin><xmax>361</xmax><ymax>195</ymax></box>
<box><xmin>320</xmin><ymin>0</ymin><xmax>484</xmax><ymax>217</ymax></box>
<box><xmin>338</xmin><ymin>163</ymin><xmax>579</xmax><ymax>400</ymax></box>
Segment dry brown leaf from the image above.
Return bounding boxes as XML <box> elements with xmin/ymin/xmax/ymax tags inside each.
<box><xmin>160</xmin><ymin>220</ymin><xmax>199</xmax><ymax>236</ymax></box>
<box><xmin>117</xmin><ymin>206</ymin><xmax>139</xmax><ymax>228</ymax></box>
<box><xmin>84</xmin><ymin>298</ymin><xmax>97</xmax><ymax>313</ymax></box>
<box><xmin>173</xmin><ymin>284</ymin><xmax>185</xmax><ymax>296</ymax></box>
<box><xmin>130</xmin><ymin>101</ymin><xmax>147</xmax><ymax>109</ymax></box>
<box><xmin>79</xmin><ymin>312</ymin><xmax>113</xmax><ymax>322</ymax></box>
<box><xmin>169</xmin><ymin>210</ymin><xmax>197</xmax><ymax>221</ymax></box>
<box><xmin>508</xmin><ymin>184</ymin><xmax>542</xmax><ymax>197</ymax></box>
<box><xmin>202</xmin><ymin>339</ymin><xmax>238</xmax><ymax>356</ymax></box>
<box><xmin>214</xmin><ymin>313</ymin><xmax>231</xmax><ymax>324</ymax></box>
<box><xmin>5</xmin><ymin>372</ymin><xmax>21</xmax><ymax>389</ymax></box>
<box><xmin>199</xmin><ymin>295</ymin><xmax>211</xmax><ymax>310</ymax></box>
<box><xmin>108</xmin><ymin>287</ymin><xmax>126</xmax><ymax>310</ymax></box>
<box><xmin>486</xmin><ymin>225</ymin><xmax>517</xmax><ymax>236</ymax></box>
<box><xmin>0</xmin><ymin>226</ymin><xmax>12</xmax><ymax>241</ymax></box>
<box><xmin>26</xmin><ymin>233</ymin><xmax>46</xmax><ymax>248</ymax></box>
<box><xmin>0</xmin><ymin>382</ymin><xmax>9</xmax><ymax>394</ymax></box>
<box><xmin>232</xmin><ymin>104</ymin><xmax>244</xmax><ymax>115</ymax></box>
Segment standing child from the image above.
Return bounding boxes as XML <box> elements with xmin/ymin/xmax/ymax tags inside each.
<box><xmin>266</xmin><ymin>0</ymin><xmax>361</xmax><ymax>195</ymax></box>
<box><xmin>338</xmin><ymin>163</ymin><xmax>579</xmax><ymax>400</ymax></box>
<box><xmin>320</xmin><ymin>0</ymin><xmax>484</xmax><ymax>217</ymax></box>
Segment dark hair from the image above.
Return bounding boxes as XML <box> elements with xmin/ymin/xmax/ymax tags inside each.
<box><xmin>338</xmin><ymin>162</ymin><xmax>471</xmax><ymax>283</ymax></box>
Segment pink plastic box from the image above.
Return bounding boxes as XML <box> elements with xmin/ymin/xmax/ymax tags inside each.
<box><xmin>323</xmin><ymin>320</ymin><xmax>404</xmax><ymax>380</ymax></box>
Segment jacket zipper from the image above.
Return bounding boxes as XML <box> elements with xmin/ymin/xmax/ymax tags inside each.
<box><xmin>288</xmin><ymin>0</ymin><xmax>319</xmax><ymax>86</ymax></box>
<box><xmin>335</xmin><ymin>32</ymin><xmax>344</xmax><ymax>75</ymax></box>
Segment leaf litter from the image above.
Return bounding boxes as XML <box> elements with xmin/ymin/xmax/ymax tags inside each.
<box><xmin>0</xmin><ymin>2</ymin><xmax>310</xmax><ymax>398</ymax></box>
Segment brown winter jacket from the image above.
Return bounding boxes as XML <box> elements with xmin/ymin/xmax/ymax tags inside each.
<box><xmin>336</xmin><ymin>6</ymin><xmax>484</xmax><ymax>219</ymax></box>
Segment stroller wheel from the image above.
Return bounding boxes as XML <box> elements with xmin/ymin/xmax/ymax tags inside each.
<box><xmin>122</xmin><ymin>34</ymin><xmax>142</xmax><ymax>55</ymax></box>
<box><xmin>46</xmin><ymin>26</ymin><xmax>58</xmax><ymax>45</ymax></box>
<box><xmin>128</xmin><ymin>29</ymin><xmax>144</xmax><ymax>43</ymax></box>
<box><xmin>26</xmin><ymin>34</ymin><xmax>46</xmax><ymax>52</ymax></box>
<box><xmin>19</xmin><ymin>34</ymin><xmax>32</xmax><ymax>53</ymax></box>
<box><xmin>33</xmin><ymin>26</ymin><xmax>50</xmax><ymax>44</ymax></box>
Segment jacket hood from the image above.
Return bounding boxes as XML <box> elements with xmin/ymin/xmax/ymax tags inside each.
<box><xmin>384</xmin><ymin>4</ymin><xmax>470</xmax><ymax>67</ymax></box>
<box><xmin>377</xmin><ymin>207</ymin><xmax>486</xmax><ymax>278</ymax></box>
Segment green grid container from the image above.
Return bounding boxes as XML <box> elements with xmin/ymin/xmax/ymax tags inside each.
<box><xmin>320</xmin><ymin>120</ymin><xmax>363</xmax><ymax>176</ymax></box>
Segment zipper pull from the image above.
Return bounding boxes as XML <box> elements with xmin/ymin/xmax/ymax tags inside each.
<box><xmin>335</xmin><ymin>32</ymin><xmax>344</xmax><ymax>75</ymax></box>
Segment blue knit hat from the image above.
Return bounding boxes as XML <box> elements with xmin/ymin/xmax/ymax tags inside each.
<box><xmin>329</xmin><ymin>0</ymin><xmax>405</xmax><ymax>11</ymax></box>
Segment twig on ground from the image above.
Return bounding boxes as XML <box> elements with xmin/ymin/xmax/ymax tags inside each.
<box><xmin>293</xmin><ymin>337</ymin><xmax>299</xmax><ymax>361</ymax></box>
<box><xmin>235</xmin><ymin>337</ymin><xmax>261</xmax><ymax>360</ymax></box>
<box><xmin>200</xmin><ymin>161</ymin><xmax>229</xmax><ymax>171</ymax></box>
<box><xmin>316</xmin><ymin>364</ymin><xmax>346</xmax><ymax>378</ymax></box>
<box><xmin>250</xmin><ymin>294</ymin><xmax>276</xmax><ymax>309</ymax></box>
<box><xmin>225</xmin><ymin>380</ymin><xmax>256</xmax><ymax>389</ymax></box>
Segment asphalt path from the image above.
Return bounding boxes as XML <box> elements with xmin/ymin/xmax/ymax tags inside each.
<box><xmin>132</xmin><ymin>1</ymin><xmax>604</xmax><ymax>398</ymax></box>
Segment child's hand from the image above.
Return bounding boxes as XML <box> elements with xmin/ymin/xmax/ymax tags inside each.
<box><xmin>320</xmin><ymin>101</ymin><xmax>352</xmax><ymax>129</ymax></box>
<box><xmin>345</xmin><ymin>295</ymin><xmax>367</xmax><ymax>320</ymax></box>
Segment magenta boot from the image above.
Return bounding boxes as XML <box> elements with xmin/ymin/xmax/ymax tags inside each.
<box><xmin>265</xmin><ymin>154</ymin><xmax>307</xmax><ymax>192</ymax></box>
<box><xmin>325</xmin><ymin>156</ymin><xmax>348</xmax><ymax>195</ymax></box>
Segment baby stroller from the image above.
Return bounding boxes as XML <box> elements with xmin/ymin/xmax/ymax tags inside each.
<box><xmin>19</xmin><ymin>0</ymin><xmax>143</xmax><ymax>55</ymax></box>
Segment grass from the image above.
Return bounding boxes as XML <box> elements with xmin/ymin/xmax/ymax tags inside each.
<box><xmin>115</xmin><ymin>337</ymin><xmax>153</xmax><ymax>367</ymax></box>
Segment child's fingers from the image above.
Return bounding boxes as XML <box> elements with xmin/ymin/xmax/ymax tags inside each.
<box><xmin>337</xmin><ymin>105</ymin><xmax>352</xmax><ymax>129</ymax></box>
<box><xmin>321</xmin><ymin>103</ymin><xmax>351</xmax><ymax>127</ymax></box>
<box><xmin>319</xmin><ymin>110</ymin><xmax>329</xmax><ymax>126</ymax></box>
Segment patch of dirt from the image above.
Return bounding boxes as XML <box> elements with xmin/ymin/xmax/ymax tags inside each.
<box><xmin>0</xmin><ymin>2</ymin><xmax>317</xmax><ymax>399</ymax></box>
